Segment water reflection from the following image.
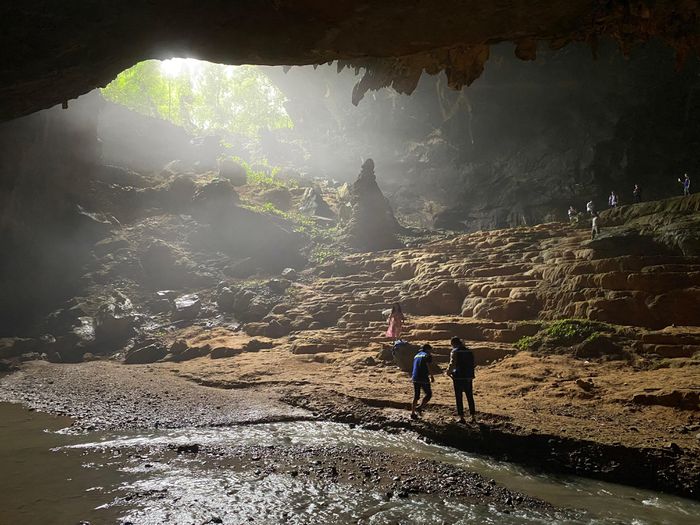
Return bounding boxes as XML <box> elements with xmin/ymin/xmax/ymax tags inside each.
<box><xmin>2</xmin><ymin>404</ymin><xmax>699</xmax><ymax>525</ymax></box>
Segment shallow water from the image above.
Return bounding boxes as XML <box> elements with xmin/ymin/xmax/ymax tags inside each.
<box><xmin>1</xmin><ymin>402</ymin><xmax>699</xmax><ymax>524</ymax></box>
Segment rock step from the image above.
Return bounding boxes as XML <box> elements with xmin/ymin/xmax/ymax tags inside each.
<box><xmin>638</xmin><ymin>344</ymin><xmax>700</xmax><ymax>358</ymax></box>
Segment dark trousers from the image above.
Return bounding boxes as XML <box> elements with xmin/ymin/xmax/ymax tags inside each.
<box><xmin>413</xmin><ymin>382</ymin><xmax>432</xmax><ymax>403</ymax></box>
<box><xmin>453</xmin><ymin>379</ymin><xmax>475</xmax><ymax>416</ymax></box>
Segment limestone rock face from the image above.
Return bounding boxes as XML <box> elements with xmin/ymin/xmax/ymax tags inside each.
<box><xmin>299</xmin><ymin>187</ymin><xmax>334</xmax><ymax>219</ymax></box>
<box><xmin>343</xmin><ymin>159</ymin><xmax>403</xmax><ymax>251</ymax></box>
<box><xmin>94</xmin><ymin>292</ymin><xmax>138</xmax><ymax>343</ymax></box>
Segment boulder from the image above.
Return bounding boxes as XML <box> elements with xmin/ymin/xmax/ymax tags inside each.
<box><xmin>299</xmin><ymin>187</ymin><xmax>334</xmax><ymax>218</ymax></box>
<box><xmin>210</xmin><ymin>346</ymin><xmax>243</xmax><ymax>359</ymax></box>
<box><xmin>281</xmin><ymin>267</ymin><xmax>298</xmax><ymax>280</ymax></box>
<box><xmin>170</xmin><ymin>339</ymin><xmax>189</xmax><ymax>355</ymax></box>
<box><xmin>70</xmin><ymin>316</ymin><xmax>96</xmax><ymax>348</ymax></box>
<box><xmin>219</xmin><ymin>158</ymin><xmax>247</xmax><ymax>186</ymax></box>
<box><xmin>215</xmin><ymin>286</ymin><xmax>236</xmax><ymax>313</ymax></box>
<box><xmin>291</xmin><ymin>342</ymin><xmax>337</xmax><ymax>354</ymax></box>
<box><xmin>392</xmin><ymin>340</ymin><xmax>419</xmax><ymax>373</ymax></box>
<box><xmin>171</xmin><ymin>344</ymin><xmax>211</xmax><ymax>361</ymax></box>
<box><xmin>243</xmin><ymin>339</ymin><xmax>273</xmax><ymax>352</ymax></box>
<box><xmin>172</xmin><ymin>294</ymin><xmax>201</xmax><ymax>321</ymax></box>
<box><xmin>245</xmin><ymin>319</ymin><xmax>290</xmax><ymax>338</ymax></box>
<box><xmin>94</xmin><ymin>292</ymin><xmax>137</xmax><ymax>343</ymax></box>
<box><xmin>139</xmin><ymin>241</ymin><xmax>199</xmax><ymax>288</ymax></box>
<box><xmin>124</xmin><ymin>343</ymin><xmax>167</xmax><ymax>364</ymax></box>
<box><xmin>191</xmin><ymin>178</ymin><xmax>240</xmax><ymax>223</ymax></box>
<box><xmin>573</xmin><ymin>334</ymin><xmax>624</xmax><ymax>359</ymax></box>
<box><xmin>260</xmin><ymin>186</ymin><xmax>292</xmax><ymax>211</ymax></box>
<box><xmin>159</xmin><ymin>175</ymin><xmax>196</xmax><ymax>211</ymax></box>
<box><xmin>632</xmin><ymin>390</ymin><xmax>699</xmax><ymax>410</ymax></box>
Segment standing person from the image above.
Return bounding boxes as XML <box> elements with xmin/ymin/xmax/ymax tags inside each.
<box><xmin>445</xmin><ymin>337</ymin><xmax>476</xmax><ymax>423</ymax></box>
<box><xmin>567</xmin><ymin>206</ymin><xmax>578</xmax><ymax>224</ymax></box>
<box><xmin>385</xmin><ymin>303</ymin><xmax>405</xmax><ymax>340</ymax></box>
<box><xmin>679</xmin><ymin>174</ymin><xmax>691</xmax><ymax>196</ymax></box>
<box><xmin>410</xmin><ymin>344</ymin><xmax>435</xmax><ymax>419</ymax></box>
<box><xmin>608</xmin><ymin>191</ymin><xmax>618</xmax><ymax>208</ymax></box>
<box><xmin>591</xmin><ymin>212</ymin><xmax>600</xmax><ymax>240</ymax></box>
<box><xmin>586</xmin><ymin>200</ymin><xmax>595</xmax><ymax>215</ymax></box>
<box><xmin>633</xmin><ymin>184</ymin><xmax>641</xmax><ymax>203</ymax></box>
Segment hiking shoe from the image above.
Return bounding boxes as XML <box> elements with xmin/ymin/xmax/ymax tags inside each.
<box><xmin>410</xmin><ymin>413</ymin><xmax>419</xmax><ymax>420</ymax></box>
<box><xmin>458</xmin><ymin>417</ymin><xmax>466</xmax><ymax>424</ymax></box>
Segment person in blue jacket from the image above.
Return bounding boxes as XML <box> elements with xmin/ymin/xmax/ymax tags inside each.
<box><xmin>445</xmin><ymin>336</ymin><xmax>477</xmax><ymax>423</ymax></box>
<box><xmin>410</xmin><ymin>344</ymin><xmax>435</xmax><ymax>419</ymax></box>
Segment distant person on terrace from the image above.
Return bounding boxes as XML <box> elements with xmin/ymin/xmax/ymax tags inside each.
<box><xmin>568</xmin><ymin>206</ymin><xmax>578</xmax><ymax>224</ymax></box>
<box><xmin>608</xmin><ymin>191</ymin><xmax>618</xmax><ymax>208</ymax></box>
<box><xmin>446</xmin><ymin>337</ymin><xmax>477</xmax><ymax>424</ymax></box>
<box><xmin>586</xmin><ymin>200</ymin><xmax>595</xmax><ymax>215</ymax></box>
<box><xmin>633</xmin><ymin>184</ymin><xmax>642</xmax><ymax>203</ymax></box>
<box><xmin>410</xmin><ymin>344</ymin><xmax>435</xmax><ymax>420</ymax></box>
<box><xmin>679</xmin><ymin>174</ymin><xmax>691</xmax><ymax>196</ymax></box>
<box><xmin>591</xmin><ymin>212</ymin><xmax>600</xmax><ymax>240</ymax></box>
<box><xmin>386</xmin><ymin>303</ymin><xmax>405</xmax><ymax>340</ymax></box>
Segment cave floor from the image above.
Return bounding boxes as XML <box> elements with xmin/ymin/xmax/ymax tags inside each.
<box><xmin>2</xmin><ymin>341</ymin><xmax>698</xmax><ymax>499</ymax></box>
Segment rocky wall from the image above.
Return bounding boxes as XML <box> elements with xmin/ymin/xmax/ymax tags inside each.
<box><xmin>269</xmin><ymin>41</ymin><xmax>700</xmax><ymax>231</ymax></box>
<box><xmin>0</xmin><ymin>93</ymin><xmax>106</xmax><ymax>335</ymax></box>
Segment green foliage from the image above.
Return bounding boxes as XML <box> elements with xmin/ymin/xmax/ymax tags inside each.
<box><xmin>225</xmin><ymin>156</ymin><xmax>298</xmax><ymax>189</ymax></box>
<box><xmin>545</xmin><ymin>319</ymin><xmax>611</xmax><ymax>345</ymax></box>
<box><xmin>514</xmin><ymin>319</ymin><xmax>615</xmax><ymax>354</ymax></box>
<box><xmin>102</xmin><ymin>60</ymin><xmax>292</xmax><ymax>137</ymax></box>
<box><xmin>310</xmin><ymin>246</ymin><xmax>341</xmax><ymax>264</ymax></box>
<box><xmin>514</xmin><ymin>335</ymin><xmax>536</xmax><ymax>351</ymax></box>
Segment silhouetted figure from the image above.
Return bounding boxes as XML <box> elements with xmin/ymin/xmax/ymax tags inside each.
<box><xmin>410</xmin><ymin>344</ymin><xmax>435</xmax><ymax>419</ymax></box>
<box><xmin>386</xmin><ymin>303</ymin><xmax>404</xmax><ymax>340</ymax></box>
<box><xmin>679</xmin><ymin>174</ymin><xmax>691</xmax><ymax>196</ymax></box>
<box><xmin>633</xmin><ymin>184</ymin><xmax>641</xmax><ymax>203</ymax></box>
<box><xmin>586</xmin><ymin>200</ymin><xmax>595</xmax><ymax>215</ymax></box>
<box><xmin>446</xmin><ymin>337</ymin><xmax>476</xmax><ymax>423</ymax></box>
<box><xmin>591</xmin><ymin>212</ymin><xmax>600</xmax><ymax>240</ymax></box>
<box><xmin>608</xmin><ymin>191</ymin><xmax>618</xmax><ymax>208</ymax></box>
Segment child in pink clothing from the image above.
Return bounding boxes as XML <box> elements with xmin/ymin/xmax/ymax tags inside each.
<box><xmin>386</xmin><ymin>303</ymin><xmax>405</xmax><ymax>339</ymax></box>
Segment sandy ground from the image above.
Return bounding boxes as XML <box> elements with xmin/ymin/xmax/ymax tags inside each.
<box><xmin>152</xmin><ymin>324</ymin><xmax>700</xmax><ymax>499</ymax></box>
<box><xmin>0</xmin><ymin>360</ymin><xmax>308</xmax><ymax>431</ymax></box>
<box><xmin>168</xmin><ymin>331</ymin><xmax>700</xmax><ymax>453</ymax></box>
<box><xmin>1</xmin><ymin>333</ymin><xmax>698</xmax><ymax>498</ymax></box>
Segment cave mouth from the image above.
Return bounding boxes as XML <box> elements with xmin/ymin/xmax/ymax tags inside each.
<box><xmin>2</xmin><ymin>4</ymin><xmax>700</xmax><ymax>514</ymax></box>
<box><xmin>101</xmin><ymin>59</ymin><xmax>294</xmax><ymax>139</ymax></box>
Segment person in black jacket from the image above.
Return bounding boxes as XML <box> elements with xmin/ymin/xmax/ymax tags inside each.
<box><xmin>445</xmin><ymin>336</ymin><xmax>477</xmax><ymax>423</ymax></box>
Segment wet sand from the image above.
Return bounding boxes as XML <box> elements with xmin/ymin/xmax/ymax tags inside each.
<box><xmin>0</xmin><ymin>360</ymin><xmax>309</xmax><ymax>431</ymax></box>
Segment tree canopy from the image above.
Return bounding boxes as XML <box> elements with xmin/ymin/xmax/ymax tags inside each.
<box><xmin>101</xmin><ymin>59</ymin><xmax>293</xmax><ymax>137</ymax></box>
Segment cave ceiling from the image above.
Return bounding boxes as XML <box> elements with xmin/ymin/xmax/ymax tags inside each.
<box><xmin>1</xmin><ymin>0</ymin><xmax>699</xmax><ymax>120</ymax></box>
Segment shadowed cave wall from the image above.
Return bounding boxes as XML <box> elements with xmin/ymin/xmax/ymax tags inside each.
<box><xmin>269</xmin><ymin>41</ymin><xmax>700</xmax><ymax>230</ymax></box>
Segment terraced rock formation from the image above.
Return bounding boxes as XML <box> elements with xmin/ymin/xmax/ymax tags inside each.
<box><xmin>162</xmin><ymin>194</ymin><xmax>700</xmax><ymax>497</ymax></box>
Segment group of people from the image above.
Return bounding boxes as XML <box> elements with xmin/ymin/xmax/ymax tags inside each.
<box><xmin>566</xmin><ymin>174</ymin><xmax>693</xmax><ymax>241</ymax></box>
<box><xmin>386</xmin><ymin>304</ymin><xmax>477</xmax><ymax>424</ymax></box>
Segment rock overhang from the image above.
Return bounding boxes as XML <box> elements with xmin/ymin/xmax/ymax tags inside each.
<box><xmin>1</xmin><ymin>0</ymin><xmax>699</xmax><ymax>120</ymax></box>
